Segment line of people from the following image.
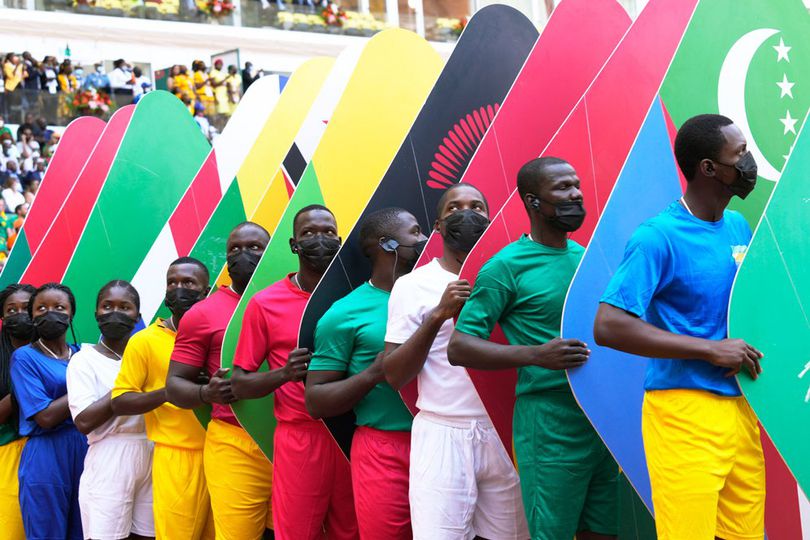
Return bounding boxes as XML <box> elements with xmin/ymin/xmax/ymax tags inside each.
<box><xmin>0</xmin><ymin>113</ymin><xmax>765</xmax><ymax>540</ymax></box>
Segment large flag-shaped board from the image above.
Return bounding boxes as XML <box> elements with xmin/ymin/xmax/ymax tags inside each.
<box><xmin>221</xmin><ymin>28</ymin><xmax>444</xmax><ymax>459</ymax></box>
<box><xmin>297</xmin><ymin>4</ymin><xmax>540</xmax><ymax>455</ymax></box>
<box><xmin>0</xmin><ymin>116</ymin><xmax>105</xmax><ymax>288</ymax></box>
<box><xmin>729</xmin><ymin>108</ymin><xmax>810</xmax><ymax>522</ymax></box>
<box><xmin>60</xmin><ymin>91</ymin><xmax>211</xmax><ymax>342</ymax></box>
<box><xmin>21</xmin><ymin>106</ymin><xmax>135</xmax><ymax>287</ymax></box>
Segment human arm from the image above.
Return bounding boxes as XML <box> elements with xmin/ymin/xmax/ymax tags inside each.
<box><xmin>0</xmin><ymin>394</ymin><xmax>12</xmax><ymax>424</ymax></box>
<box><xmin>594</xmin><ymin>303</ymin><xmax>761</xmax><ymax>378</ymax></box>
<box><xmin>231</xmin><ymin>349</ymin><xmax>308</xmax><ymax>400</ymax></box>
<box><xmin>305</xmin><ymin>359</ymin><xmax>384</xmax><ymax>419</ymax></box>
<box><xmin>10</xmin><ymin>350</ymin><xmax>72</xmax><ymax>429</ymax></box>
<box><xmin>66</xmin><ymin>355</ymin><xmax>114</xmax><ymax>435</ymax></box>
<box><xmin>110</xmin><ymin>335</ymin><xmax>168</xmax><ymax>415</ymax></box>
<box><xmin>382</xmin><ymin>279</ymin><xmax>470</xmax><ymax>391</ymax></box>
<box><xmin>167</xmin><ymin>362</ymin><xmax>234</xmax><ymax>408</ymax></box>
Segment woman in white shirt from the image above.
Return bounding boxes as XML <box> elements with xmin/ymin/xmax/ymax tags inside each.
<box><xmin>66</xmin><ymin>280</ymin><xmax>155</xmax><ymax>540</ymax></box>
<box><xmin>2</xmin><ymin>174</ymin><xmax>25</xmax><ymax>213</ymax></box>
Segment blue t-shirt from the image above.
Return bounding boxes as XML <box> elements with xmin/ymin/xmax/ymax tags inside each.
<box><xmin>600</xmin><ymin>201</ymin><xmax>752</xmax><ymax>396</ymax></box>
<box><xmin>10</xmin><ymin>344</ymin><xmax>80</xmax><ymax>437</ymax></box>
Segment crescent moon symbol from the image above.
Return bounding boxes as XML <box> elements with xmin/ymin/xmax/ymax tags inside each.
<box><xmin>718</xmin><ymin>28</ymin><xmax>782</xmax><ymax>182</ymax></box>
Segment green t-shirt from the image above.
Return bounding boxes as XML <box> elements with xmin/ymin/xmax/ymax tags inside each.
<box><xmin>309</xmin><ymin>282</ymin><xmax>413</xmax><ymax>431</ymax></box>
<box><xmin>0</xmin><ymin>421</ymin><xmax>17</xmax><ymax>446</ymax></box>
<box><xmin>455</xmin><ymin>234</ymin><xmax>584</xmax><ymax>395</ymax></box>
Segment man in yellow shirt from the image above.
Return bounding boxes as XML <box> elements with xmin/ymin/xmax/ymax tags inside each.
<box><xmin>112</xmin><ymin>257</ymin><xmax>214</xmax><ymax>540</ymax></box>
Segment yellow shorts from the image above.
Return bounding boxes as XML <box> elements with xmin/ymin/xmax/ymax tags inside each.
<box><xmin>153</xmin><ymin>443</ymin><xmax>215</xmax><ymax>540</ymax></box>
<box><xmin>0</xmin><ymin>438</ymin><xmax>26</xmax><ymax>540</ymax></box>
<box><xmin>642</xmin><ymin>389</ymin><xmax>765</xmax><ymax>540</ymax></box>
<box><xmin>204</xmin><ymin>419</ymin><xmax>273</xmax><ymax>540</ymax></box>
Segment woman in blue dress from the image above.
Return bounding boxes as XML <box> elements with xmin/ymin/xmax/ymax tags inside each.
<box><xmin>10</xmin><ymin>282</ymin><xmax>87</xmax><ymax>540</ymax></box>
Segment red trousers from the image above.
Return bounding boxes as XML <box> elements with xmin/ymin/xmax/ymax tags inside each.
<box><xmin>273</xmin><ymin>421</ymin><xmax>358</xmax><ymax>540</ymax></box>
<box><xmin>351</xmin><ymin>426</ymin><xmax>412</xmax><ymax>540</ymax></box>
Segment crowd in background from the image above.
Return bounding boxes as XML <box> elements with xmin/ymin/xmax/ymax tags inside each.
<box><xmin>1</xmin><ymin>52</ymin><xmax>153</xmax><ymax>125</ymax></box>
<box><xmin>0</xmin><ymin>114</ymin><xmax>50</xmax><ymax>262</ymax></box>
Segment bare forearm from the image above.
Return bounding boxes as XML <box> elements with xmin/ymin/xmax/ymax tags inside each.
<box><xmin>231</xmin><ymin>368</ymin><xmax>288</xmax><ymax>400</ymax></box>
<box><xmin>111</xmin><ymin>389</ymin><xmax>166</xmax><ymax>416</ymax></box>
<box><xmin>594</xmin><ymin>304</ymin><xmax>711</xmax><ymax>360</ymax></box>
<box><xmin>74</xmin><ymin>394</ymin><xmax>114</xmax><ymax>435</ymax></box>
<box><xmin>0</xmin><ymin>395</ymin><xmax>12</xmax><ymax>424</ymax></box>
<box><xmin>33</xmin><ymin>394</ymin><xmax>70</xmax><ymax>429</ymax></box>
<box><xmin>448</xmin><ymin>331</ymin><xmax>536</xmax><ymax>370</ymax></box>
<box><xmin>383</xmin><ymin>311</ymin><xmax>445</xmax><ymax>390</ymax></box>
<box><xmin>307</xmin><ymin>370</ymin><xmax>378</xmax><ymax>419</ymax></box>
<box><xmin>166</xmin><ymin>374</ymin><xmax>204</xmax><ymax>409</ymax></box>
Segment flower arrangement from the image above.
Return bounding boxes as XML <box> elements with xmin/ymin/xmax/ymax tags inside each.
<box><xmin>342</xmin><ymin>11</ymin><xmax>386</xmax><ymax>33</ymax></box>
<box><xmin>451</xmin><ymin>16</ymin><xmax>467</xmax><ymax>36</ymax></box>
<box><xmin>277</xmin><ymin>11</ymin><xmax>326</xmax><ymax>28</ymax></box>
<box><xmin>321</xmin><ymin>2</ymin><xmax>347</xmax><ymax>26</ymax></box>
<box><xmin>203</xmin><ymin>0</ymin><xmax>234</xmax><ymax>16</ymax></box>
<box><xmin>69</xmin><ymin>89</ymin><xmax>112</xmax><ymax>116</ymax></box>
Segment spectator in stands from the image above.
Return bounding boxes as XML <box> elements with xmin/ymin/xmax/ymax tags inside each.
<box><xmin>3</xmin><ymin>54</ymin><xmax>25</xmax><ymax>121</ymax></box>
<box><xmin>131</xmin><ymin>66</ymin><xmax>152</xmax><ymax>103</ymax></box>
<box><xmin>192</xmin><ymin>60</ymin><xmax>214</xmax><ymax>116</ymax></box>
<box><xmin>241</xmin><ymin>61</ymin><xmax>260</xmax><ymax>93</ymax></box>
<box><xmin>209</xmin><ymin>60</ymin><xmax>229</xmax><ymax>120</ymax></box>
<box><xmin>109</xmin><ymin>59</ymin><xmax>133</xmax><ymax>107</ymax></box>
<box><xmin>23</xmin><ymin>177</ymin><xmax>39</xmax><ymax>204</ymax></box>
<box><xmin>0</xmin><ymin>116</ymin><xmax>11</xmax><ymax>140</ymax></box>
<box><xmin>17</xmin><ymin>127</ymin><xmax>39</xmax><ymax>175</ymax></box>
<box><xmin>43</xmin><ymin>131</ymin><xmax>60</xmax><ymax>159</ymax></box>
<box><xmin>173</xmin><ymin>65</ymin><xmax>195</xmax><ymax>111</ymax></box>
<box><xmin>41</xmin><ymin>56</ymin><xmax>59</xmax><ymax>95</ymax></box>
<box><xmin>2</xmin><ymin>172</ymin><xmax>24</xmax><ymax>214</ymax></box>
<box><xmin>83</xmin><ymin>62</ymin><xmax>111</xmax><ymax>94</ymax></box>
<box><xmin>0</xmin><ymin>199</ymin><xmax>14</xmax><ymax>242</ymax></box>
<box><xmin>167</xmin><ymin>64</ymin><xmax>180</xmax><ymax>96</ymax></box>
<box><xmin>12</xmin><ymin>202</ymin><xmax>28</xmax><ymax>233</ymax></box>
<box><xmin>226</xmin><ymin>65</ymin><xmax>240</xmax><ymax>115</ymax></box>
<box><xmin>57</xmin><ymin>63</ymin><xmax>79</xmax><ymax>121</ymax></box>
<box><xmin>2</xmin><ymin>138</ymin><xmax>20</xmax><ymax>164</ymax></box>
<box><xmin>21</xmin><ymin>52</ymin><xmax>42</xmax><ymax>114</ymax></box>
<box><xmin>33</xmin><ymin>117</ymin><xmax>53</xmax><ymax>148</ymax></box>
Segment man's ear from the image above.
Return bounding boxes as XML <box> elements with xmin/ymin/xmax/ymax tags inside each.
<box><xmin>699</xmin><ymin>158</ymin><xmax>715</xmax><ymax>178</ymax></box>
<box><xmin>289</xmin><ymin>237</ymin><xmax>298</xmax><ymax>253</ymax></box>
<box><xmin>204</xmin><ymin>286</ymin><xmax>212</xmax><ymax>296</ymax></box>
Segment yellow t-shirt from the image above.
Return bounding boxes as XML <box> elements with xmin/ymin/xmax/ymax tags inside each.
<box><xmin>112</xmin><ymin>320</ymin><xmax>206</xmax><ymax>449</ymax></box>
<box><xmin>193</xmin><ymin>70</ymin><xmax>214</xmax><ymax>102</ymax></box>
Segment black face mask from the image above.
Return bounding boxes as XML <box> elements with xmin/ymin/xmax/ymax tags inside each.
<box><xmin>33</xmin><ymin>311</ymin><xmax>70</xmax><ymax>340</ymax></box>
<box><xmin>3</xmin><ymin>312</ymin><xmax>34</xmax><ymax>341</ymax></box>
<box><xmin>441</xmin><ymin>210</ymin><xmax>489</xmax><ymax>253</ymax></box>
<box><xmin>164</xmin><ymin>288</ymin><xmax>205</xmax><ymax>319</ymax></box>
<box><xmin>398</xmin><ymin>239</ymin><xmax>427</xmax><ymax>270</ymax></box>
<box><xmin>716</xmin><ymin>151</ymin><xmax>758</xmax><ymax>199</ymax></box>
<box><xmin>293</xmin><ymin>235</ymin><xmax>341</xmax><ymax>273</ymax></box>
<box><xmin>227</xmin><ymin>250</ymin><xmax>261</xmax><ymax>282</ymax></box>
<box><xmin>535</xmin><ymin>199</ymin><xmax>586</xmax><ymax>232</ymax></box>
<box><xmin>96</xmin><ymin>311</ymin><xmax>137</xmax><ymax>341</ymax></box>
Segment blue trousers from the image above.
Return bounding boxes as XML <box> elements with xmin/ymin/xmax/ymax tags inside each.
<box><xmin>18</xmin><ymin>427</ymin><xmax>87</xmax><ymax>540</ymax></box>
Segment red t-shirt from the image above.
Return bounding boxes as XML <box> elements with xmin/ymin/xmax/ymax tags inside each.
<box><xmin>173</xmin><ymin>287</ymin><xmax>240</xmax><ymax>425</ymax></box>
<box><xmin>233</xmin><ymin>274</ymin><xmax>313</xmax><ymax>424</ymax></box>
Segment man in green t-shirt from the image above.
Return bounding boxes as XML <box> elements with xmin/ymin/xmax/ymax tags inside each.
<box><xmin>448</xmin><ymin>157</ymin><xmax>619</xmax><ymax>540</ymax></box>
<box><xmin>306</xmin><ymin>207</ymin><xmax>427</xmax><ymax>539</ymax></box>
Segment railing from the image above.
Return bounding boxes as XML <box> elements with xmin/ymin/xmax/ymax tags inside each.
<box><xmin>1</xmin><ymin>0</ymin><xmax>462</xmax><ymax>42</ymax></box>
<box><xmin>0</xmin><ymin>89</ymin><xmax>123</xmax><ymax>125</ymax></box>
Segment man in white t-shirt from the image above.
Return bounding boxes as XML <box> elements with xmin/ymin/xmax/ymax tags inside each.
<box><xmin>67</xmin><ymin>281</ymin><xmax>154</xmax><ymax>540</ymax></box>
<box><xmin>383</xmin><ymin>183</ymin><xmax>529</xmax><ymax>540</ymax></box>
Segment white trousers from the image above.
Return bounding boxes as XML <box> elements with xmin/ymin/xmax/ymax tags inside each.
<box><xmin>79</xmin><ymin>433</ymin><xmax>155</xmax><ymax>540</ymax></box>
<box><xmin>409</xmin><ymin>411</ymin><xmax>529</xmax><ymax>540</ymax></box>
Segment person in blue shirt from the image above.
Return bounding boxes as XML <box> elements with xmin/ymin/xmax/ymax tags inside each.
<box><xmin>10</xmin><ymin>282</ymin><xmax>86</xmax><ymax>540</ymax></box>
<box><xmin>594</xmin><ymin>114</ymin><xmax>765</xmax><ymax>540</ymax></box>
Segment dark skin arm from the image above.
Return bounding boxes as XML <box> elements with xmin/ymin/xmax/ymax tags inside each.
<box><xmin>305</xmin><ymin>354</ymin><xmax>384</xmax><ymax>419</ymax></box>
<box><xmin>593</xmin><ymin>303</ymin><xmax>762</xmax><ymax>378</ymax></box>
<box><xmin>73</xmin><ymin>391</ymin><xmax>114</xmax><ymax>435</ymax></box>
<box><xmin>110</xmin><ymin>388</ymin><xmax>168</xmax><ymax>416</ymax></box>
<box><xmin>230</xmin><ymin>348</ymin><xmax>309</xmax><ymax>400</ymax></box>
<box><xmin>32</xmin><ymin>394</ymin><xmax>71</xmax><ymax>429</ymax></box>
<box><xmin>0</xmin><ymin>395</ymin><xmax>12</xmax><ymax>425</ymax></box>
<box><xmin>166</xmin><ymin>362</ymin><xmax>235</xmax><ymax>409</ymax></box>
<box><xmin>448</xmin><ymin>331</ymin><xmax>589</xmax><ymax>371</ymax></box>
<box><xmin>383</xmin><ymin>280</ymin><xmax>469</xmax><ymax>391</ymax></box>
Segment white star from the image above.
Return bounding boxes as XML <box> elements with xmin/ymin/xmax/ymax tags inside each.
<box><xmin>777</xmin><ymin>73</ymin><xmax>795</xmax><ymax>98</ymax></box>
<box><xmin>781</xmin><ymin>110</ymin><xmax>798</xmax><ymax>135</ymax></box>
<box><xmin>774</xmin><ymin>37</ymin><xmax>791</xmax><ymax>63</ymax></box>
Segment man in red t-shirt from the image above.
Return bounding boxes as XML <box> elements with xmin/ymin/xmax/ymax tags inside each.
<box><xmin>231</xmin><ymin>205</ymin><xmax>358</xmax><ymax>540</ymax></box>
<box><xmin>166</xmin><ymin>221</ymin><xmax>273</xmax><ymax>540</ymax></box>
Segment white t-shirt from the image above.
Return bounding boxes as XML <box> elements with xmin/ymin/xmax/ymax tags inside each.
<box><xmin>385</xmin><ymin>258</ymin><xmax>487</xmax><ymax>418</ymax></box>
<box><xmin>67</xmin><ymin>344</ymin><xmax>146</xmax><ymax>445</ymax></box>
<box><xmin>2</xmin><ymin>187</ymin><xmax>24</xmax><ymax>213</ymax></box>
